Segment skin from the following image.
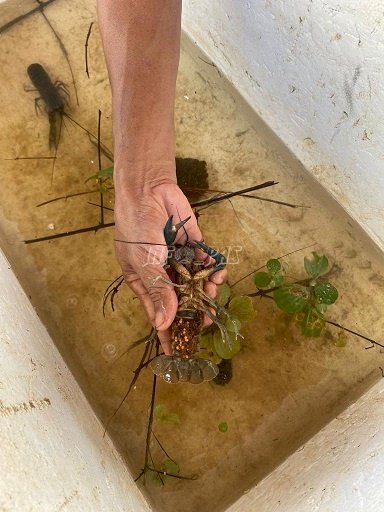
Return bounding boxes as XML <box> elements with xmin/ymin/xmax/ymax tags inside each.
<box><xmin>97</xmin><ymin>0</ymin><xmax>226</xmax><ymax>354</ymax></box>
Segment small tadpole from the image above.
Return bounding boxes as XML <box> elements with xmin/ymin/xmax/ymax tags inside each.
<box><xmin>380</xmin><ymin>367</ymin><xmax>384</xmax><ymax>378</ymax></box>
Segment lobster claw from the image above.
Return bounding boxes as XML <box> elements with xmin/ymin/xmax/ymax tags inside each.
<box><xmin>163</xmin><ymin>215</ymin><xmax>191</xmax><ymax>245</ymax></box>
<box><xmin>194</xmin><ymin>240</ymin><xmax>226</xmax><ymax>273</ymax></box>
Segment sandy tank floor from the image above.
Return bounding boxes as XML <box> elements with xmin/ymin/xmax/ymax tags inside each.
<box><xmin>1</xmin><ymin>1</ymin><xmax>384</xmax><ymax>511</ymax></box>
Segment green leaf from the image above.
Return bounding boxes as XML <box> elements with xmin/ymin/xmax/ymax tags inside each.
<box><xmin>154</xmin><ymin>404</ymin><xmax>180</xmax><ymax>425</ymax></box>
<box><xmin>217</xmin><ymin>283</ymin><xmax>231</xmax><ymax>307</ymax></box>
<box><xmin>269</xmin><ymin>273</ymin><xmax>284</xmax><ymax>287</ymax></box>
<box><xmin>218</xmin><ymin>422</ymin><xmax>228</xmax><ymax>433</ymax></box>
<box><xmin>200</xmin><ymin>331</ymin><xmax>214</xmax><ymax>349</ymax></box>
<box><xmin>334</xmin><ymin>332</ymin><xmax>347</xmax><ymax>347</ymax></box>
<box><xmin>225</xmin><ymin>317</ymin><xmax>241</xmax><ymax>333</ymax></box>
<box><xmin>213</xmin><ymin>328</ymin><xmax>241</xmax><ymax>359</ymax></box>
<box><xmin>315</xmin><ymin>302</ymin><xmax>328</xmax><ymax>315</ymax></box>
<box><xmin>146</xmin><ymin>459</ymin><xmax>179</xmax><ymax>484</ymax></box>
<box><xmin>314</xmin><ymin>282</ymin><xmax>338</xmax><ymax>305</ymax></box>
<box><xmin>85</xmin><ymin>167</ymin><xmax>114</xmax><ymax>186</ymax></box>
<box><xmin>97</xmin><ymin>183</ymin><xmax>108</xmax><ymax>194</ymax></box>
<box><xmin>227</xmin><ymin>296</ymin><xmax>255</xmax><ymax>323</ymax></box>
<box><xmin>266</xmin><ymin>258</ymin><xmax>281</xmax><ymax>274</ymax></box>
<box><xmin>254</xmin><ymin>271</ymin><xmax>272</xmax><ymax>288</ymax></box>
<box><xmin>97</xmin><ymin>166</ymin><xmax>114</xmax><ymax>178</ymax></box>
<box><xmin>273</xmin><ymin>285</ymin><xmax>310</xmax><ymax>314</ymax></box>
<box><xmin>161</xmin><ymin>459</ymin><xmax>180</xmax><ymax>477</ymax></box>
<box><xmin>84</xmin><ymin>173</ymin><xmax>98</xmax><ymax>184</ymax></box>
<box><xmin>299</xmin><ymin>307</ymin><xmax>325</xmax><ymax>337</ymax></box>
<box><xmin>199</xmin><ymin>331</ymin><xmax>222</xmax><ymax>364</ymax></box>
<box><xmin>145</xmin><ymin>468</ymin><xmax>162</xmax><ymax>486</ymax></box>
<box><xmin>304</xmin><ymin>252</ymin><xmax>329</xmax><ymax>278</ymax></box>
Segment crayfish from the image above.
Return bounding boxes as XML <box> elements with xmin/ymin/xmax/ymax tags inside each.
<box><xmin>150</xmin><ymin>215</ymin><xmax>239</xmax><ymax>385</ymax></box>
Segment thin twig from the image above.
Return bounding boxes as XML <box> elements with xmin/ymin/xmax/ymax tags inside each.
<box><xmin>191</xmin><ymin>181</ymin><xmax>278</xmax><ymax>208</ymax></box>
<box><xmin>231</xmin><ymin>243</ymin><xmax>316</xmax><ymax>288</ymax></box>
<box><xmin>240</xmin><ymin>194</ymin><xmax>309</xmax><ymax>209</ymax></box>
<box><xmin>0</xmin><ymin>0</ymin><xmax>57</xmax><ymax>35</ymax></box>
<box><xmin>102</xmin><ymin>274</ymin><xmax>124</xmax><ymax>316</ymax></box>
<box><xmin>24</xmin><ymin>222</ymin><xmax>115</xmax><ymax>244</ymax></box>
<box><xmin>111</xmin><ymin>333</ymin><xmax>154</xmax><ymax>366</ymax></box>
<box><xmin>37</xmin><ymin>3</ymin><xmax>79</xmax><ymax>105</ymax></box>
<box><xmin>5</xmin><ymin>156</ymin><xmax>56</xmax><ymax>161</ymax></box>
<box><xmin>325</xmin><ymin>320</ymin><xmax>384</xmax><ymax>350</ymax></box>
<box><xmin>63</xmin><ymin>112</ymin><xmax>107</xmax><ymax>145</ymax></box>
<box><xmin>103</xmin><ymin>332</ymin><xmax>156</xmax><ymax>436</ymax></box>
<box><xmin>97</xmin><ymin>110</ymin><xmax>104</xmax><ymax>226</ymax></box>
<box><xmin>25</xmin><ymin>181</ymin><xmax>279</xmax><ymax>243</ymax></box>
<box><xmin>143</xmin><ymin>342</ymin><xmax>159</xmax><ymax>472</ymax></box>
<box><xmin>36</xmin><ymin>188</ymin><xmax>113</xmax><ymax>208</ymax></box>
<box><xmin>197</xmin><ymin>187</ymin><xmax>308</xmax><ymax>209</ymax></box>
<box><xmin>142</xmin><ymin>466</ymin><xmax>197</xmax><ymax>481</ymax></box>
<box><xmin>151</xmin><ymin>430</ymin><xmax>177</xmax><ymax>463</ymax></box>
<box><xmin>88</xmin><ymin>202</ymin><xmax>114</xmax><ymax>212</ymax></box>
<box><xmin>85</xmin><ymin>22</ymin><xmax>94</xmax><ymax>78</ymax></box>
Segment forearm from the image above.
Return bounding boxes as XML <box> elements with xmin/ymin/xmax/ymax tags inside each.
<box><xmin>97</xmin><ymin>0</ymin><xmax>182</xmax><ymax>193</ymax></box>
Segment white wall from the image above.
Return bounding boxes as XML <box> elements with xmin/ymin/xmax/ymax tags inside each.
<box><xmin>0</xmin><ymin>249</ymin><xmax>150</xmax><ymax>512</ymax></box>
<box><xmin>182</xmin><ymin>0</ymin><xmax>384</xmax><ymax>250</ymax></box>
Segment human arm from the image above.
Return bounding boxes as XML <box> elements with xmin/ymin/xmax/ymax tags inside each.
<box><xmin>97</xmin><ymin>0</ymin><xmax>226</xmax><ymax>352</ymax></box>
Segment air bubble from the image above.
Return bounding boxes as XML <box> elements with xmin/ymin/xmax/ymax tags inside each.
<box><xmin>66</xmin><ymin>296</ymin><xmax>78</xmax><ymax>308</ymax></box>
<box><xmin>103</xmin><ymin>343</ymin><xmax>117</xmax><ymax>359</ymax></box>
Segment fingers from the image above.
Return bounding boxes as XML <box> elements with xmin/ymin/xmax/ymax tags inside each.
<box><xmin>125</xmin><ymin>275</ymin><xmax>156</xmax><ymax>324</ymax></box>
<box><xmin>204</xmin><ymin>280</ymin><xmax>217</xmax><ymax>299</ymax></box>
<box><xmin>125</xmin><ymin>269</ymin><xmax>176</xmax><ymax>355</ymax></box>
<box><xmin>157</xmin><ymin>330</ymin><xmax>172</xmax><ymax>355</ymax></box>
<box><xmin>126</xmin><ymin>264</ymin><xmax>178</xmax><ymax>331</ymax></box>
<box><xmin>210</xmin><ymin>268</ymin><xmax>227</xmax><ymax>285</ymax></box>
<box><xmin>124</xmin><ymin>272</ymin><xmax>174</xmax><ymax>354</ymax></box>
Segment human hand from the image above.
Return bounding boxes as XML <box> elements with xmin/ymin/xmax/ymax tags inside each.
<box><xmin>114</xmin><ymin>182</ymin><xmax>227</xmax><ymax>355</ymax></box>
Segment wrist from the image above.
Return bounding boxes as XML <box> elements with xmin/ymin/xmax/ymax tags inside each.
<box><xmin>114</xmin><ymin>162</ymin><xmax>177</xmax><ymax>199</ymax></box>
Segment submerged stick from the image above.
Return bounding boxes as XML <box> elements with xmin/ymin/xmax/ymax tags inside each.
<box><xmin>97</xmin><ymin>110</ymin><xmax>105</xmax><ymax>226</ymax></box>
<box><xmin>231</xmin><ymin>243</ymin><xmax>317</xmax><ymax>288</ymax></box>
<box><xmin>102</xmin><ymin>274</ymin><xmax>125</xmax><ymax>316</ymax></box>
<box><xmin>191</xmin><ymin>181</ymin><xmax>278</xmax><ymax>208</ymax></box>
<box><xmin>37</xmin><ymin>3</ymin><xmax>80</xmax><ymax>106</ymax></box>
<box><xmin>24</xmin><ymin>222</ymin><xmax>115</xmax><ymax>244</ymax></box>
<box><xmin>325</xmin><ymin>319</ymin><xmax>384</xmax><ymax>350</ymax></box>
<box><xmin>24</xmin><ymin>181</ymin><xmax>279</xmax><ymax>243</ymax></box>
<box><xmin>0</xmin><ymin>0</ymin><xmax>57</xmax><ymax>35</ymax></box>
<box><xmin>103</xmin><ymin>331</ymin><xmax>157</xmax><ymax>436</ymax></box>
<box><xmin>85</xmin><ymin>22</ymin><xmax>94</xmax><ymax>78</ymax></box>
<box><xmin>36</xmin><ymin>188</ymin><xmax>113</xmax><ymax>208</ymax></box>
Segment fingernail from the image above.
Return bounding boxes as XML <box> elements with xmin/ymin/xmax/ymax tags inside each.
<box><xmin>155</xmin><ymin>310</ymin><xmax>164</xmax><ymax>329</ymax></box>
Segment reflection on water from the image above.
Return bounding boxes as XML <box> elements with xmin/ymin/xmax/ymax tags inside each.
<box><xmin>1</xmin><ymin>1</ymin><xmax>384</xmax><ymax>511</ymax></box>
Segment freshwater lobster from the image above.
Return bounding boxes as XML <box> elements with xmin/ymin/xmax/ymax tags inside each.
<box><xmin>27</xmin><ymin>63</ymin><xmax>69</xmax><ymax>149</ymax></box>
<box><xmin>150</xmin><ymin>215</ymin><xmax>238</xmax><ymax>384</ymax></box>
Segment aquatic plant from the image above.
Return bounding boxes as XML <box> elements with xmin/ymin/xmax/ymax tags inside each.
<box><xmin>154</xmin><ymin>404</ymin><xmax>180</xmax><ymax>425</ymax></box>
<box><xmin>85</xmin><ymin>165</ymin><xmax>113</xmax><ymax>194</ymax></box>
<box><xmin>199</xmin><ymin>284</ymin><xmax>255</xmax><ymax>362</ymax></box>
<box><xmin>253</xmin><ymin>252</ymin><xmax>338</xmax><ymax>337</ymax></box>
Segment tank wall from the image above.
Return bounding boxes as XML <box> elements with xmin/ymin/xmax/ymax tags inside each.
<box><xmin>0</xmin><ymin>248</ymin><xmax>150</xmax><ymax>512</ymax></box>
<box><xmin>182</xmin><ymin>0</ymin><xmax>384</xmax><ymax>250</ymax></box>
<box><xmin>227</xmin><ymin>378</ymin><xmax>384</xmax><ymax>511</ymax></box>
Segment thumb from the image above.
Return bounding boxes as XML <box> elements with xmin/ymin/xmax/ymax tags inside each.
<box><xmin>140</xmin><ymin>264</ymin><xmax>178</xmax><ymax>331</ymax></box>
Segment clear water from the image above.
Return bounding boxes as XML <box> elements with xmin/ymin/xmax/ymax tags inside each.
<box><xmin>1</xmin><ymin>2</ymin><xmax>384</xmax><ymax>511</ymax></box>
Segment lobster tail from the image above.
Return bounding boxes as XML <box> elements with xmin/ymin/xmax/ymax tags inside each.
<box><xmin>151</xmin><ymin>355</ymin><xmax>218</xmax><ymax>384</ymax></box>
